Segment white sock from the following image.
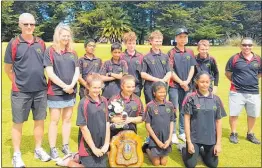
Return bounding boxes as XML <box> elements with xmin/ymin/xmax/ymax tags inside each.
<box><xmin>13</xmin><ymin>151</ymin><xmax>21</xmax><ymax>156</ymax></box>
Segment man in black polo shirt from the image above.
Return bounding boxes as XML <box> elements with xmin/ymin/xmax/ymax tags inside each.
<box><xmin>168</xmin><ymin>28</ymin><xmax>197</xmax><ymax>143</ymax></box>
<box><xmin>225</xmin><ymin>37</ymin><xmax>261</xmax><ymax>144</ymax></box>
<box><xmin>4</xmin><ymin>13</ymin><xmax>50</xmax><ymax>167</ymax></box>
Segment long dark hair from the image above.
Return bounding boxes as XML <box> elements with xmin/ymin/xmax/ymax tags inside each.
<box><xmin>194</xmin><ymin>71</ymin><xmax>211</xmax><ymax>89</ymax></box>
<box><xmin>152</xmin><ymin>81</ymin><xmax>167</xmax><ymax>98</ymax></box>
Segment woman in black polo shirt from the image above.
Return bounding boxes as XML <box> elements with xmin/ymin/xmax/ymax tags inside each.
<box><xmin>182</xmin><ymin>71</ymin><xmax>226</xmax><ymax>168</ymax></box>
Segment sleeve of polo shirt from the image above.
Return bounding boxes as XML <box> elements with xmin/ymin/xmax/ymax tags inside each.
<box><xmin>190</xmin><ymin>54</ymin><xmax>197</xmax><ymax>66</ymax></box>
<box><xmin>121</xmin><ymin>60</ymin><xmax>128</xmax><ymax>75</ymax></box>
<box><xmin>76</xmin><ymin>98</ymin><xmax>87</xmax><ymax>126</ymax></box>
<box><xmin>165</xmin><ymin>55</ymin><xmax>171</xmax><ymax>72</ymax></box>
<box><xmin>181</xmin><ymin>96</ymin><xmax>193</xmax><ymax>115</ymax></box>
<box><xmin>98</xmin><ymin>59</ymin><xmax>103</xmax><ymax>72</ymax></box>
<box><xmin>138</xmin><ymin>99</ymin><xmax>144</xmax><ymax>117</ymax></box>
<box><xmin>169</xmin><ymin>104</ymin><xmax>175</xmax><ymax>121</ymax></box>
<box><xmin>145</xmin><ymin>105</ymin><xmax>152</xmax><ymax>123</ymax></box>
<box><xmin>99</xmin><ymin>61</ymin><xmax>108</xmax><ymax>75</ymax></box>
<box><xmin>215</xmin><ymin>96</ymin><xmax>227</xmax><ymax>120</ymax></box>
<box><xmin>43</xmin><ymin>48</ymin><xmax>53</xmax><ymax>67</ymax></box>
<box><xmin>225</xmin><ymin>56</ymin><xmax>234</xmax><ymax>72</ymax></box>
<box><xmin>4</xmin><ymin>40</ymin><xmax>13</xmax><ymax>64</ymax></box>
<box><xmin>79</xmin><ymin>58</ymin><xmax>83</xmax><ymax>74</ymax></box>
<box><xmin>141</xmin><ymin>57</ymin><xmax>148</xmax><ymax>73</ymax></box>
<box><xmin>73</xmin><ymin>52</ymin><xmax>79</xmax><ymax>67</ymax></box>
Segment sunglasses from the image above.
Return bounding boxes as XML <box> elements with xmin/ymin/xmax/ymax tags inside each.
<box><xmin>241</xmin><ymin>44</ymin><xmax>253</xmax><ymax>47</ymax></box>
<box><xmin>23</xmin><ymin>23</ymin><xmax>36</xmax><ymax>27</ymax></box>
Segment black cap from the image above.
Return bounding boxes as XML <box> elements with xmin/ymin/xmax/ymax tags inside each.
<box><xmin>175</xmin><ymin>28</ymin><xmax>188</xmax><ymax>36</ymax></box>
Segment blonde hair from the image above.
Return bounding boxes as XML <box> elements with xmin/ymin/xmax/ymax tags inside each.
<box><xmin>123</xmin><ymin>31</ymin><xmax>137</xmax><ymax>43</ymax></box>
<box><xmin>121</xmin><ymin>74</ymin><xmax>136</xmax><ymax>85</ymax></box>
<box><xmin>197</xmin><ymin>40</ymin><xmax>210</xmax><ymax>49</ymax></box>
<box><xmin>148</xmin><ymin>30</ymin><xmax>163</xmax><ymax>41</ymax></box>
<box><xmin>86</xmin><ymin>73</ymin><xmax>104</xmax><ymax>87</ymax></box>
<box><xmin>52</xmin><ymin>23</ymin><xmax>74</xmax><ymax>53</ymax></box>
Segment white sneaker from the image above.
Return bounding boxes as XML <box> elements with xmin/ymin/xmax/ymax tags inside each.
<box><xmin>172</xmin><ymin>134</ymin><xmax>179</xmax><ymax>144</ymax></box>
<box><xmin>178</xmin><ymin>133</ymin><xmax>186</xmax><ymax>142</ymax></box>
<box><xmin>34</xmin><ymin>147</ymin><xmax>51</xmax><ymax>162</ymax></box>
<box><xmin>12</xmin><ymin>152</ymin><xmax>25</xmax><ymax>168</ymax></box>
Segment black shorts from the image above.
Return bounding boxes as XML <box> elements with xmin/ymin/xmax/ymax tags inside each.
<box><xmin>11</xmin><ymin>90</ymin><xmax>47</xmax><ymax>123</ymax></box>
<box><xmin>80</xmin><ymin>155</ymin><xmax>108</xmax><ymax>167</ymax></box>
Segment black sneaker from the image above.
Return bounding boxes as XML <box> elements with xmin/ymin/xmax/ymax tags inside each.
<box><xmin>142</xmin><ymin>143</ymin><xmax>149</xmax><ymax>153</ymax></box>
<box><xmin>229</xmin><ymin>132</ymin><xmax>239</xmax><ymax>144</ymax></box>
<box><xmin>246</xmin><ymin>133</ymin><xmax>261</xmax><ymax>144</ymax></box>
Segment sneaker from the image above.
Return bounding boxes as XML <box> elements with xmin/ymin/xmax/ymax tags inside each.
<box><xmin>61</xmin><ymin>144</ymin><xmax>71</xmax><ymax>155</ymax></box>
<box><xmin>176</xmin><ymin>143</ymin><xmax>186</xmax><ymax>153</ymax></box>
<box><xmin>35</xmin><ymin>148</ymin><xmax>51</xmax><ymax>162</ymax></box>
<box><xmin>172</xmin><ymin>133</ymin><xmax>179</xmax><ymax>144</ymax></box>
<box><xmin>229</xmin><ymin>132</ymin><xmax>238</xmax><ymax>144</ymax></box>
<box><xmin>142</xmin><ymin>143</ymin><xmax>149</xmax><ymax>153</ymax></box>
<box><xmin>50</xmin><ymin>147</ymin><xmax>60</xmax><ymax>161</ymax></box>
<box><xmin>178</xmin><ymin>133</ymin><xmax>186</xmax><ymax>142</ymax></box>
<box><xmin>12</xmin><ymin>152</ymin><xmax>25</xmax><ymax>168</ymax></box>
<box><xmin>246</xmin><ymin>133</ymin><xmax>261</xmax><ymax>144</ymax></box>
<box><xmin>144</xmin><ymin>136</ymin><xmax>150</xmax><ymax>144</ymax></box>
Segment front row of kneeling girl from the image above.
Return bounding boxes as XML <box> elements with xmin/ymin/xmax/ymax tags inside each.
<box><xmin>76</xmin><ymin>72</ymin><xmax>226</xmax><ymax>167</ymax></box>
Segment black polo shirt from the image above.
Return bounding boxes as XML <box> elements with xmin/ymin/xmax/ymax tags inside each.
<box><xmin>109</xmin><ymin>93</ymin><xmax>144</xmax><ymax>134</ymax></box>
<box><xmin>4</xmin><ymin>35</ymin><xmax>47</xmax><ymax>92</ymax></box>
<box><xmin>79</xmin><ymin>55</ymin><xmax>102</xmax><ymax>88</ymax></box>
<box><xmin>141</xmin><ymin>49</ymin><xmax>171</xmax><ymax>88</ymax></box>
<box><xmin>145</xmin><ymin>100</ymin><xmax>175</xmax><ymax>148</ymax></box>
<box><xmin>168</xmin><ymin>47</ymin><xmax>196</xmax><ymax>88</ymax></box>
<box><xmin>99</xmin><ymin>59</ymin><xmax>128</xmax><ymax>99</ymax></box>
<box><xmin>77</xmin><ymin>95</ymin><xmax>108</xmax><ymax>156</ymax></box>
<box><xmin>182</xmin><ymin>91</ymin><xmax>227</xmax><ymax>145</ymax></box>
<box><xmin>121</xmin><ymin>50</ymin><xmax>143</xmax><ymax>87</ymax></box>
<box><xmin>44</xmin><ymin>46</ymin><xmax>79</xmax><ymax>100</ymax></box>
<box><xmin>195</xmin><ymin>54</ymin><xmax>219</xmax><ymax>86</ymax></box>
<box><xmin>226</xmin><ymin>52</ymin><xmax>261</xmax><ymax>94</ymax></box>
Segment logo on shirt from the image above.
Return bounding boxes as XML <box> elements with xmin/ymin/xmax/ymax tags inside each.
<box><xmin>103</xmin><ymin>108</ymin><xmax>107</xmax><ymax>113</ymax></box>
<box><xmin>166</xmin><ymin>108</ymin><xmax>171</xmax><ymax>113</ymax></box>
<box><xmin>151</xmin><ymin>60</ymin><xmax>156</xmax><ymax>64</ymax></box>
<box><xmin>83</xmin><ymin>62</ymin><xmax>88</xmax><ymax>68</ymax></box>
<box><xmin>94</xmin><ymin>62</ymin><xmax>99</xmax><ymax>66</ymax></box>
<box><xmin>36</xmin><ymin>48</ymin><xmax>42</xmax><ymax>54</ymax></box>
<box><xmin>161</xmin><ymin>60</ymin><xmax>166</xmax><ymax>65</ymax></box>
<box><xmin>186</xmin><ymin>55</ymin><xmax>191</xmax><ymax>60</ymax></box>
<box><xmin>136</xmin><ymin>60</ymin><xmax>140</xmax><ymax>64</ymax></box>
<box><xmin>253</xmin><ymin>63</ymin><xmax>259</xmax><ymax>68</ymax></box>
<box><xmin>213</xmin><ymin>106</ymin><xmax>217</xmax><ymax>111</ymax></box>
<box><xmin>70</xmin><ymin>54</ymin><xmax>75</xmax><ymax>60</ymax></box>
<box><xmin>206</xmin><ymin>63</ymin><xmax>211</xmax><ymax>67</ymax></box>
<box><xmin>132</xmin><ymin>105</ymin><xmax>138</xmax><ymax>111</ymax></box>
<box><xmin>196</xmin><ymin>104</ymin><xmax>201</xmax><ymax>110</ymax></box>
<box><xmin>118</xmin><ymin>67</ymin><xmax>123</xmax><ymax>72</ymax></box>
<box><xmin>153</xmin><ymin>107</ymin><xmax>158</xmax><ymax>115</ymax></box>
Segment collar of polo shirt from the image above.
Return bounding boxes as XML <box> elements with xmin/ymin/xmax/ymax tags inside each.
<box><xmin>125</xmin><ymin>49</ymin><xmax>137</xmax><ymax>57</ymax></box>
<box><xmin>84</xmin><ymin>54</ymin><xmax>97</xmax><ymax>60</ymax></box>
<box><xmin>150</xmin><ymin>48</ymin><xmax>162</xmax><ymax>56</ymax></box>
<box><xmin>86</xmin><ymin>94</ymin><xmax>102</xmax><ymax>104</ymax></box>
<box><xmin>174</xmin><ymin>46</ymin><xmax>186</xmax><ymax>53</ymax></box>
<box><xmin>196</xmin><ymin>90</ymin><xmax>213</xmax><ymax>99</ymax></box>
<box><xmin>153</xmin><ymin>99</ymin><xmax>167</xmax><ymax>106</ymax></box>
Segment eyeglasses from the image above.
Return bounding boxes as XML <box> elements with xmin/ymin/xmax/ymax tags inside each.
<box><xmin>22</xmin><ymin>23</ymin><xmax>35</xmax><ymax>27</ymax></box>
<box><xmin>241</xmin><ymin>44</ymin><xmax>253</xmax><ymax>47</ymax></box>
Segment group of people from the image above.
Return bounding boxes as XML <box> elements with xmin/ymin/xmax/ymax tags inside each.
<box><xmin>4</xmin><ymin>13</ymin><xmax>261</xmax><ymax>168</ymax></box>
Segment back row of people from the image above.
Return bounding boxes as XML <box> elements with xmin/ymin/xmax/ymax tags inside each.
<box><xmin>4</xmin><ymin>13</ymin><xmax>261</xmax><ymax>167</ymax></box>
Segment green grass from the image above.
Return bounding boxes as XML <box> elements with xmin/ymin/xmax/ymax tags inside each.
<box><xmin>2</xmin><ymin>42</ymin><xmax>261</xmax><ymax>167</ymax></box>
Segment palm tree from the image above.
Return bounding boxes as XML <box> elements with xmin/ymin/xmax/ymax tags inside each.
<box><xmin>101</xmin><ymin>7</ymin><xmax>131</xmax><ymax>43</ymax></box>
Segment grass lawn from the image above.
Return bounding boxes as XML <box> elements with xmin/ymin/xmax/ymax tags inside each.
<box><xmin>1</xmin><ymin>42</ymin><xmax>261</xmax><ymax>167</ymax></box>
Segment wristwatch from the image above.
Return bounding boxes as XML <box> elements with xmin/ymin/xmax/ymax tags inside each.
<box><xmin>108</xmin><ymin>72</ymin><xmax>111</xmax><ymax>77</ymax></box>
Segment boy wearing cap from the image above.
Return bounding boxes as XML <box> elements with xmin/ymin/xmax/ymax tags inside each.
<box><xmin>168</xmin><ymin>28</ymin><xmax>197</xmax><ymax>143</ymax></box>
<box><xmin>78</xmin><ymin>39</ymin><xmax>102</xmax><ymax>99</ymax></box>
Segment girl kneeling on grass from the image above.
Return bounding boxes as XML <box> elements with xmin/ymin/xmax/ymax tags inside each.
<box><xmin>182</xmin><ymin>71</ymin><xmax>226</xmax><ymax>168</ymax></box>
<box><xmin>144</xmin><ymin>81</ymin><xmax>175</xmax><ymax>166</ymax></box>
<box><xmin>76</xmin><ymin>73</ymin><xmax>110</xmax><ymax>167</ymax></box>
